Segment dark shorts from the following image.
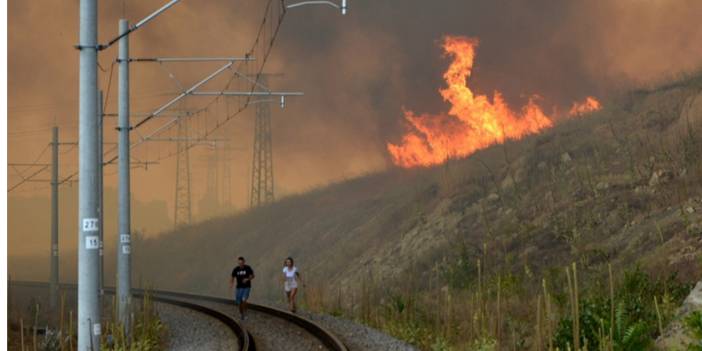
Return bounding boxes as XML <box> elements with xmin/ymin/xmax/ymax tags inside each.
<box><xmin>235</xmin><ymin>287</ymin><xmax>251</xmax><ymax>305</ymax></box>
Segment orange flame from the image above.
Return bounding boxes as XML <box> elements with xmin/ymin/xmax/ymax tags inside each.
<box><xmin>387</xmin><ymin>36</ymin><xmax>601</xmax><ymax>168</ymax></box>
<box><xmin>568</xmin><ymin>96</ymin><xmax>602</xmax><ymax>116</ymax></box>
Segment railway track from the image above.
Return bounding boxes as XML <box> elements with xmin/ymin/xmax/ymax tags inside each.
<box><xmin>9</xmin><ymin>281</ymin><xmax>348</xmax><ymax>351</ymax></box>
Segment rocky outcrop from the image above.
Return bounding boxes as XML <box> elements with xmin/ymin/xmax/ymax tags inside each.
<box><xmin>656</xmin><ymin>281</ymin><xmax>702</xmax><ymax>350</ymax></box>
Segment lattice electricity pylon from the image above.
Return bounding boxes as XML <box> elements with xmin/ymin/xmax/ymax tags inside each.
<box><xmin>197</xmin><ymin>142</ymin><xmax>242</xmax><ymax>218</ymax></box>
<box><xmin>174</xmin><ymin>117</ymin><xmax>192</xmax><ymax>227</ymax></box>
<box><xmin>214</xmin><ymin>145</ymin><xmax>236</xmax><ymax>208</ymax></box>
<box><xmin>250</xmin><ymin>80</ymin><xmax>275</xmax><ymax>208</ymax></box>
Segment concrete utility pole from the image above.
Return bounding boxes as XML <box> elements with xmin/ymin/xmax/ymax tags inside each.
<box><xmin>117</xmin><ymin>18</ymin><xmax>132</xmax><ymax>334</ymax></box>
<box><xmin>77</xmin><ymin>0</ymin><xmax>101</xmax><ymax>349</ymax></box>
<box><xmin>49</xmin><ymin>126</ymin><xmax>59</xmax><ymax>312</ymax></box>
<box><xmin>97</xmin><ymin>91</ymin><xmax>104</xmax><ymax>301</ymax></box>
<box><xmin>10</xmin><ymin>131</ymin><xmax>81</xmax><ymax>314</ymax></box>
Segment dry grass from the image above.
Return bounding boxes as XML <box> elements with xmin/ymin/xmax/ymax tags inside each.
<box><xmin>6</xmin><ymin>288</ymin><xmax>164</xmax><ymax>351</ymax></box>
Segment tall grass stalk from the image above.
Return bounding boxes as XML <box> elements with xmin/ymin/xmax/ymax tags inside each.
<box><xmin>566</xmin><ymin>264</ymin><xmax>581</xmax><ymax>351</ymax></box>
<box><xmin>543</xmin><ymin>279</ymin><xmax>554</xmax><ymax>351</ymax></box>
<box><xmin>608</xmin><ymin>264</ymin><xmax>614</xmax><ymax>351</ymax></box>
<box><xmin>477</xmin><ymin>258</ymin><xmax>483</xmax><ymax>334</ymax></box>
<box><xmin>655</xmin><ymin>296</ymin><xmax>663</xmax><ymax>335</ymax></box>
<box><xmin>59</xmin><ymin>292</ymin><xmax>65</xmax><ymax>351</ymax></box>
<box><xmin>33</xmin><ymin>303</ymin><xmax>39</xmax><ymax>351</ymax></box>
<box><xmin>447</xmin><ymin>287</ymin><xmax>453</xmax><ymax>339</ymax></box>
<box><xmin>573</xmin><ymin>263</ymin><xmax>580</xmax><ymax>351</ymax></box>
<box><xmin>496</xmin><ymin>275</ymin><xmax>502</xmax><ymax>349</ymax></box>
<box><xmin>536</xmin><ymin>294</ymin><xmax>543</xmax><ymax>351</ymax></box>
<box><xmin>69</xmin><ymin>311</ymin><xmax>74</xmax><ymax>351</ymax></box>
<box><xmin>20</xmin><ymin>318</ymin><xmax>25</xmax><ymax>351</ymax></box>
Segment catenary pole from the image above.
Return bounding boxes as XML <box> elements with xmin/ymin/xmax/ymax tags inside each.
<box><xmin>77</xmin><ymin>0</ymin><xmax>101</xmax><ymax>349</ymax></box>
<box><xmin>117</xmin><ymin>18</ymin><xmax>132</xmax><ymax>335</ymax></box>
<box><xmin>49</xmin><ymin>126</ymin><xmax>59</xmax><ymax>312</ymax></box>
<box><xmin>97</xmin><ymin>91</ymin><xmax>104</xmax><ymax>300</ymax></box>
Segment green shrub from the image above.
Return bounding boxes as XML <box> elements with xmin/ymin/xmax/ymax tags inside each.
<box><xmin>684</xmin><ymin>311</ymin><xmax>702</xmax><ymax>351</ymax></box>
<box><xmin>102</xmin><ymin>292</ymin><xmax>166</xmax><ymax>351</ymax></box>
<box><xmin>553</xmin><ymin>267</ymin><xmax>690</xmax><ymax>350</ymax></box>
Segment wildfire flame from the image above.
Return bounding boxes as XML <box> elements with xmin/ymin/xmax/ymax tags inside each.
<box><xmin>387</xmin><ymin>36</ymin><xmax>601</xmax><ymax>168</ymax></box>
<box><xmin>568</xmin><ymin>96</ymin><xmax>602</xmax><ymax>117</ymax></box>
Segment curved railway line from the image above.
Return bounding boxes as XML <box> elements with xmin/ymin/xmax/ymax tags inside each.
<box><xmin>9</xmin><ymin>281</ymin><xmax>348</xmax><ymax>351</ymax></box>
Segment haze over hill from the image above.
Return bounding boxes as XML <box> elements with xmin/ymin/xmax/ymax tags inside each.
<box><xmin>7</xmin><ymin>186</ymin><xmax>170</xmax><ymax>284</ymax></box>
<box><xmin>116</xmin><ymin>72</ymin><xmax>702</xmax><ymax>300</ymax></box>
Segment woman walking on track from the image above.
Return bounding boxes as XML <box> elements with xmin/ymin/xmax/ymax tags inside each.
<box><xmin>283</xmin><ymin>257</ymin><xmax>303</xmax><ymax>313</ymax></box>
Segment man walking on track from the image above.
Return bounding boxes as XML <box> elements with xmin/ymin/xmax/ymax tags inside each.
<box><xmin>230</xmin><ymin>256</ymin><xmax>255</xmax><ymax>320</ymax></box>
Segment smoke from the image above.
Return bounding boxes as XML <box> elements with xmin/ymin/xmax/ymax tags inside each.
<box><xmin>8</xmin><ymin>0</ymin><xmax>702</xmax><ymax>245</ymax></box>
<box><xmin>273</xmin><ymin>0</ymin><xmax>702</xmax><ymax>172</ymax></box>
<box><xmin>565</xmin><ymin>0</ymin><xmax>702</xmax><ymax>87</ymax></box>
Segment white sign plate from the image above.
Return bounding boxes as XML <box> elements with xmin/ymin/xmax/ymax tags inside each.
<box><xmin>82</xmin><ymin>218</ymin><xmax>99</xmax><ymax>232</ymax></box>
<box><xmin>93</xmin><ymin>323</ymin><xmax>101</xmax><ymax>335</ymax></box>
<box><xmin>120</xmin><ymin>234</ymin><xmax>131</xmax><ymax>243</ymax></box>
<box><xmin>122</xmin><ymin>245</ymin><xmax>131</xmax><ymax>255</ymax></box>
<box><xmin>85</xmin><ymin>236</ymin><xmax>99</xmax><ymax>249</ymax></box>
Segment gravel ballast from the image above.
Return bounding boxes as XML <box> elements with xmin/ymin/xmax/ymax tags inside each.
<box><xmin>296</xmin><ymin>310</ymin><xmax>418</xmax><ymax>351</ymax></box>
<box><xmin>155</xmin><ymin>302</ymin><xmax>240</xmax><ymax>351</ymax></box>
<box><xmin>244</xmin><ymin>309</ymin><xmax>326</xmax><ymax>351</ymax></box>
<box><xmin>194</xmin><ymin>299</ymin><xmax>326</xmax><ymax>351</ymax></box>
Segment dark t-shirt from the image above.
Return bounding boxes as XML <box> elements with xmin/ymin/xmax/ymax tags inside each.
<box><xmin>232</xmin><ymin>265</ymin><xmax>254</xmax><ymax>288</ymax></box>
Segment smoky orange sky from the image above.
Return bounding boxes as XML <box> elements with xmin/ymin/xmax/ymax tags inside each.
<box><xmin>8</xmin><ymin>0</ymin><xmax>702</xmax><ymax>247</ymax></box>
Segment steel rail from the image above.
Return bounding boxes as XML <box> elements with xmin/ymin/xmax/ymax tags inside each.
<box><xmin>126</xmin><ymin>288</ymin><xmax>348</xmax><ymax>351</ymax></box>
<box><xmin>9</xmin><ymin>280</ymin><xmax>347</xmax><ymax>351</ymax></box>
<box><xmin>128</xmin><ymin>289</ymin><xmax>253</xmax><ymax>351</ymax></box>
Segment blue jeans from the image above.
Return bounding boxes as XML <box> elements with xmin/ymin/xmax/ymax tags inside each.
<box><xmin>235</xmin><ymin>287</ymin><xmax>251</xmax><ymax>305</ymax></box>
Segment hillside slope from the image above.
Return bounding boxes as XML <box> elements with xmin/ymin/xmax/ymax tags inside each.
<box><xmin>137</xmin><ymin>75</ymin><xmax>702</xmax><ymax>293</ymax></box>
<box><xmin>134</xmin><ymin>75</ymin><xmax>702</xmax><ymax>349</ymax></box>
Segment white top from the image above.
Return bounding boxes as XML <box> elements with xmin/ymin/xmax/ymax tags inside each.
<box><xmin>283</xmin><ymin>266</ymin><xmax>298</xmax><ymax>283</ymax></box>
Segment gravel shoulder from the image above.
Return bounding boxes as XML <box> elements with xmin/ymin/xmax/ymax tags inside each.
<box><xmin>295</xmin><ymin>310</ymin><xmax>418</xmax><ymax>351</ymax></box>
<box><xmin>155</xmin><ymin>302</ymin><xmax>239</xmax><ymax>351</ymax></box>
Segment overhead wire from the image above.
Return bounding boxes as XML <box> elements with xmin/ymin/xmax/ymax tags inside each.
<box><xmin>154</xmin><ymin>0</ymin><xmax>287</xmax><ymax>163</ymax></box>
<box><xmin>8</xmin><ymin>165</ymin><xmax>50</xmax><ymax>193</ymax></box>
<box><xmin>8</xmin><ymin>127</ymin><xmax>55</xmax><ymax>137</ymax></box>
<box><xmin>7</xmin><ymin>141</ymin><xmax>55</xmax><ymax>192</ymax></box>
<box><xmin>11</xmin><ymin>0</ymin><xmax>288</xmax><ymax>191</ymax></box>
<box><xmin>102</xmin><ymin>61</ymin><xmax>117</xmax><ymax>113</ymax></box>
